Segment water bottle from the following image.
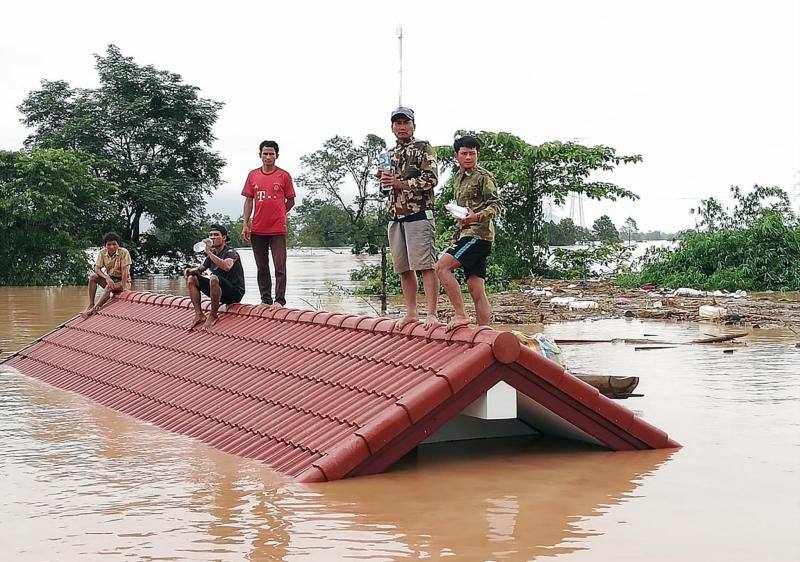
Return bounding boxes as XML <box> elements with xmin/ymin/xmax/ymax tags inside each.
<box><xmin>378</xmin><ymin>151</ymin><xmax>392</xmax><ymax>194</ymax></box>
<box><xmin>378</xmin><ymin>151</ymin><xmax>391</xmax><ymax>171</ymax></box>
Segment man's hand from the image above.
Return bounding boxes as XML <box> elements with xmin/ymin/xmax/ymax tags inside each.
<box><xmin>242</xmin><ymin>224</ymin><xmax>251</xmax><ymax>243</ymax></box>
<box><xmin>459</xmin><ymin>208</ymin><xmax>478</xmax><ymax>227</ymax></box>
<box><xmin>204</xmin><ymin>239</ymin><xmax>212</xmax><ymax>253</ymax></box>
<box><xmin>184</xmin><ymin>267</ymin><xmax>196</xmax><ymax>278</ymax></box>
<box><xmin>380</xmin><ymin>171</ymin><xmax>404</xmax><ymax>190</ymax></box>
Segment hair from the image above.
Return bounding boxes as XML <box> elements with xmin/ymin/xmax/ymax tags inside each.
<box><xmin>259</xmin><ymin>140</ymin><xmax>280</xmax><ymax>156</ymax></box>
<box><xmin>209</xmin><ymin>223</ymin><xmax>228</xmax><ymax>238</ymax></box>
<box><xmin>102</xmin><ymin>232</ymin><xmax>121</xmax><ymax>245</ymax></box>
<box><xmin>454</xmin><ymin>136</ymin><xmax>480</xmax><ymax>153</ymax></box>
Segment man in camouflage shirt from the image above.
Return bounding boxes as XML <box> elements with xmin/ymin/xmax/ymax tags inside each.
<box><xmin>379</xmin><ymin>106</ymin><xmax>440</xmax><ymax>328</ymax></box>
<box><xmin>435</xmin><ymin>135</ymin><xmax>502</xmax><ymax>331</ymax></box>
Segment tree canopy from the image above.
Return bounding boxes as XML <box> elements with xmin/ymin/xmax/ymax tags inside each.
<box><xmin>619</xmin><ymin>185</ymin><xmax>800</xmax><ymax>291</ymax></box>
<box><xmin>0</xmin><ymin>149</ymin><xmax>118</xmax><ymax>285</ymax></box>
<box><xmin>296</xmin><ymin>134</ymin><xmax>388</xmax><ymax>252</ymax></box>
<box><xmin>18</xmin><ymin>45</ymin><xmax>226</xmax><ymax>270</ymax></box>
<box><xmin>592</xmin><ymin>215</ymin><xmax>621</xmax><ymax>243</ymax></box>
<box><xmin>436</xmin><ymin>131</ymin><xmax>641</xmax><ymax>276</ymax></box>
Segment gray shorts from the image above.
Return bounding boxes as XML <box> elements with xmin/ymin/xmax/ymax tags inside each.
<box><xmin>388</xmin><ymin>218</ymin><xmax>436</xmax><ymax>273</ymax></box>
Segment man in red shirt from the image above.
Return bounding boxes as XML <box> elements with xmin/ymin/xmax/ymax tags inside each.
<box><xmin>241</xmin><ymin>140</ymin><xmax>296</xmax><ymax>307</ymax></box>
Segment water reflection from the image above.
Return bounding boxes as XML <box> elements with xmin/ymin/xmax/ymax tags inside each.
<box><xmin>287</xmin><ymin>440</ymin><xmax>674</xmax><ymax>561</ymax></box>
<box><xmin>1</xmin><ymin>366</ymin><xmax>674</xmax><ymax>561</ymax></box>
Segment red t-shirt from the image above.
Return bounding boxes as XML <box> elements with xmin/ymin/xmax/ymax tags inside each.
<box><xmin>241</xmin><ymin>167</ymin><xmax>296</xmax><ymax>235</ymax></box>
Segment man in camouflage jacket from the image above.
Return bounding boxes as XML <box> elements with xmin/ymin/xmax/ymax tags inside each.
<box><xmin>379</xmin><ymin>106</ymin><xmax>440</xmax><ymax>328</ymax></box>
<box><xmin>435</xmin><ymin>135</ymin><xmax>502</xmax><ymax>330</ymax></box>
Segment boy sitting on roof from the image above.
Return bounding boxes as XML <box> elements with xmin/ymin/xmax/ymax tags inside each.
<box><xmin>184</xmin><ymin>224</ymin><xmax>246</xmax><ymax>329</ymax></box>
<box><xmin>81</xmin><ymin>232</ymin><xmax>132</xmax><ymax>319</ymax></box>
<box><xmin>435</xmin><ymin>136</ymin><xmax>502</xmax><ymax>331</ymax></box>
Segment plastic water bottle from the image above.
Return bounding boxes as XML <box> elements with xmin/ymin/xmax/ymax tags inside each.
<box><xmin>193</xmin><ymin>239</ymin><xmax>210</xmax><ymax>253</ymax></box>
<box><xmin>378</xmin><ymin>151</ymin><xmax>391</xmax><ymax>171</ymax></box>
<box><xmin>378</xmin><ymin>151</ymin><xmax>392</xmax><ymax>194</ymax></box>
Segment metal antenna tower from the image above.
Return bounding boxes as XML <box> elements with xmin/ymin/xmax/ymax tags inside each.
<box><xmin>565</xmin><ymin>136</ymin><xmax>585</xmax><ymax>228</ymax></box>
<box><xmin>397</xmin><ymin>26</ymin><xmax>403</xmax><ymax>106</ymax></box>
<box><xmin>568</xmin><ymin>194</ymin><xmax>585</xmax><ymax>228</ymax></box>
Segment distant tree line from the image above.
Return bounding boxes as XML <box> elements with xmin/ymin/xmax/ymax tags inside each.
<box><xmin>544</xmin><ymin>216</ymin><xmax>677</xmax><ymax>246</ymax></box>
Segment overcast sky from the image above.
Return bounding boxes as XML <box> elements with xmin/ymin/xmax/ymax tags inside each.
<box><xmin>2</xmin><ymin>0</ymin><xmax>798</xmax><ymax>231</ymax></box>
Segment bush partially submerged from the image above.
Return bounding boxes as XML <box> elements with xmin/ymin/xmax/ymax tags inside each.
<box><xmin>617</xmin><ymin>186</ymin><xmax>800</xmax><ymax>292</ymax></box>
<box><xmin>350</xmin><ymin>257</ymin><xmax>513</xmax><ymax>296</ymax></box>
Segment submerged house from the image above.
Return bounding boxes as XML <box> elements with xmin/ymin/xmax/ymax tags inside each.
<box><xmin>4</xmin><ymin>291</ymin><xmax>679</xmax><ymax>482</ymax></box>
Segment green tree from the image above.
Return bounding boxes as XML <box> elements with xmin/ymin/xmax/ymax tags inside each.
<box><xmin>296</xmin><ymin>135</ymin><xmax>387</xmax><ymax>252</ymax></box>
<box><xmin>546</xmin><ymin>218</ymin><xmax>578</xmax><ymax>246</ymax></box>
<box><xmin>592</xmin><ymin>215</ymin><xmax>620</xmax><ymax>243</ymax></box>
<box><xmin>691</xmin><ymin>185</ymin><xmax>795</xmax><ymax>230</ymax></box>
<box><xmin>618</xmin><ymin>186</ymin><xmax>799</xmax><ymax>291</ymax></box>
<box><xmin>436</xmin><ymin>131</ymin><xmax>640</xmax><ymax>277</ymax></box>
<box><xmin>18</xmin><ymin>45</ymin><xmax>225</xmax><ymax>270</ymax></box>
<box><xmin>0</xmin><ymin>149</ymin><xmax>118</xmax><ymax>285</ymax></box>
<box><xmin>620</xmin><ymin>216</ymin><xmax>638</xmax><ymax>244</ymax></box>
<box><xmin>293</xmin><ymin>199</ymin><xmax>354</xmax><ymax>247</ymax></box>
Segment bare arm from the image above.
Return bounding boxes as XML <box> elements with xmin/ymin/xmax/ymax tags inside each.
<box><xmin>205</xmin><ymin>251</ymin><xmax>235</xmax><ymax>272</ymax></box>
<box><xmin>184</xmin><ymin>263</ymin><xmax>207</xmax><ymax>277</ymax></box>
<box><xmin>242</xmin><ymin>197</ymin><xmax>254</xmax><ymax>242</ymax></box>
<box><xmin>285</xmin><ymin>197</ymin><xmax>295</xmax><ymax>212</ymax></box>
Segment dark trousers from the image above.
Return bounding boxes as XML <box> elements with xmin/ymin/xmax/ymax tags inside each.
<box><xmin>250</xmin><ymin>233</ymin><xmax>287</xmax><ymax>305</ymax></box>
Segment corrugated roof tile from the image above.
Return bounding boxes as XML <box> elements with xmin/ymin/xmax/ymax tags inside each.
<box><xmin>4</xmin><ymin>291</ymin><xmax>679</xmax><ymax>481</ymax></box>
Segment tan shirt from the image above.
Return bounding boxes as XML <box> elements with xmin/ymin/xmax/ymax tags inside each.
<box><xmin>95</xmin><ymin>247</ymin><xmax>132</xmax><ymax>287</ymax></box>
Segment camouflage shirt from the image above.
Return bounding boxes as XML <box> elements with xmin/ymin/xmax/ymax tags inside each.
<box><xmin>453</xmin><ymin>165</ymin><xmax>502</xmax><ymax>242</ymax></box>
<box><xmin>386</xmin><ymin>138</ymin><xmax>438</xmax><ymax>220</ymax></box>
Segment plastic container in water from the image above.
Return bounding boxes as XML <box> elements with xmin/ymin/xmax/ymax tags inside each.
<box><xmin>445</xmin><ymin>201</ymin><xmax>469</xmax><ymax>219</ymax></box>
<box><xmin>699</xmin><ymin>305</ymin><xmax>727</xmax><ymax>319</ymax></box>
<box><xmin>569</xmin><ymin>300</ymin><xmax>599</xmax><ymax>310</ymax></box>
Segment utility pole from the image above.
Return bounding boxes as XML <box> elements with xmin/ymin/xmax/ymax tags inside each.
<box><xmin>397</xmin><ymin>26</ymin><xmax>403</xmax><ymax>106</ymax></box>
<box><xmin>377</xmin><ymin>26</ymin><xmax>404</xmax><ymax>316</ymax></box>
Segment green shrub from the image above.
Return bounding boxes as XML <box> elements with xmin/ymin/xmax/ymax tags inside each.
<box><xmin>350</xmin><ymin>255</ymin><xmax>512</xmax><ymax>295</ymax></box>
<box><xmin>617</xmin><ymin>213</ymin><xmax>800</xmax><ymax>291</ymax></box>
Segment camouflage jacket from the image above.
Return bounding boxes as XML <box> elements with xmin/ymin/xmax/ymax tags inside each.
<box><xmin>453</xmin><ymin>165</ymin><xmax>502</xmax><ymax>242</ymax></box>
<box><xmin>386</xmin><ymin>138</ymin><xmax>438</xmax><ymax>220</ymax></box>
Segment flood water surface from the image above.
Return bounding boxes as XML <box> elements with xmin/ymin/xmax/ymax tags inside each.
<box><xmin>1</xmin><ymin>250</ymin><xmax>798</xmax><ymax>561</ymax></box>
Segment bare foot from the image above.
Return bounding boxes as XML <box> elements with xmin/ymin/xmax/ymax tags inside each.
<box><xmin>269</xmin><ymin>303</ymin><xmax>284</xmax><ymax>310</ymax></box>
<box><xmin>190</xmin><ymin>313</ymin><xmax>206</xmax><ymax>328</ymax></box>
<box><xmin>257</xmin><ymin>302</ymin><xmax>272</xmax><ymax>308</ymax></box>
<box><xmin>422</xmin><ymin>315</ymin><xmax>441</xmax><ymax>329</ymax></box>
<box><xmin>80</xmin><ymin>307</ymin><xmax>95</xmax><ymax>320</ymax></box>
<box><xmin>202</xmin><ymin>315</ymin><xmax>218</xmax><ymax>329</ymax></box>
<box><xmin>395</xmin><ymin>315</ymin><xmax>419</xmax><ymax>330</ymax></box>
<box><xmin>445</xmin><ymin>317</ymin><xmax>471</xmax><ymax>332</ymax></box>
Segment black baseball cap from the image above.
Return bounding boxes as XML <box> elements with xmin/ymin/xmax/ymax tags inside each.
<box><xmin>209</xmin><ymin>223</ymin><xmax>228</xmax><ymax>238</ymax></box>
<box><xmin>391</xmin><ymin>106</ymin><xmax>415</xmax><ymax>122</ymax></box>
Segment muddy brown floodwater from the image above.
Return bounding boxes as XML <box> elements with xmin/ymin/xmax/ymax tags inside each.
<box><xmin>1</xmin><ymin>249</ymin><xmax>798</xmax><ymax>561</ymax></box>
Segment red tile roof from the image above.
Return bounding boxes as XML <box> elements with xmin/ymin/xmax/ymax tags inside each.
<box><xmin>4</xmin><ymin>291</ymin><xmax>679</xmax><ymax>482</ymax></box>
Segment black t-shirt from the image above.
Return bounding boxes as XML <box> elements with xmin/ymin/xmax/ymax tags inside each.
<box><xmin>202</xmin><ymin>245</ymin><xmax>245</xmax><ymax>292</ymax></box>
